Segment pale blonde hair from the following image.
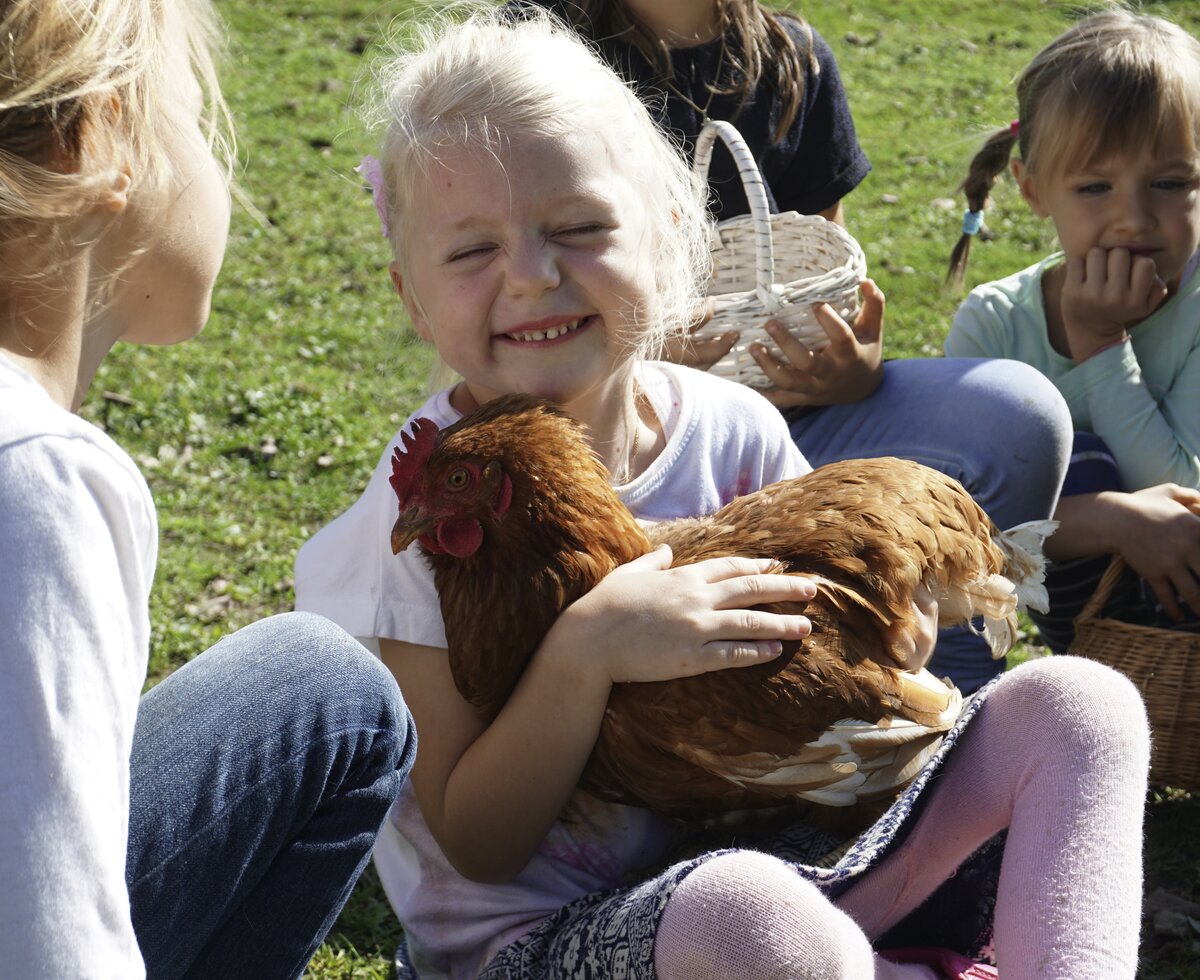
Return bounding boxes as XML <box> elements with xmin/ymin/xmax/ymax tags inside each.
<box><xmin>949</xmin><ymin>6</ymin><xmax>1200</xmax><ymax>284</ymax></box>
<box><xmin>363</xmin><ymin>6</ymin><xmax>712</xmax><ymax>360</ymax></box>
<box><xmin>0</xmin><ymin>0</ymin><xmax>232</xmax><ymax>279</ymax></box>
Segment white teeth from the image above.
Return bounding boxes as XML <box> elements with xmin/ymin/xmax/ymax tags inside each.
<box><xmin>510</xmin><ymin>318</ymin><xmax>583</xmax><ymax>342</ymax></box>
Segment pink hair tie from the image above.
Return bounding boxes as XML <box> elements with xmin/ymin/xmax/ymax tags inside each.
<box><xmin>1010</xmin><ymin>119</ymin><xmax>1020</xmax><ymax>136</ymax></box>
<box><xmin>355</xmin><ymin>155</ymin><xmax>390</xmax><ymax>238</ymax></box>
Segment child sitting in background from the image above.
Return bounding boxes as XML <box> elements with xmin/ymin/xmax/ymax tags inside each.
<box><xmin>947</xmin><ymin>8</ymin><xmax>1200</xmax><ymax>653</ymax></box>
<box><xmin>0</xmin><ymin>0</ymin><xmax>413</xmax><ymax>973</ymax></box>
<box><xmin>297</xmin><ymin>9</ymin><xmax>1149</xmax><ymax>978</ymax></box>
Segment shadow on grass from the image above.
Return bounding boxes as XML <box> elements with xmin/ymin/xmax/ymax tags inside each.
<box><xmin>307</xmin><ymin>862</ymin><xmax>403</xmax><ymax>979</ymax></box>
<box><xmin>1140</xmin><ymin>787</ymin><xmax>1200</xmax><ymax>978</ymax></box>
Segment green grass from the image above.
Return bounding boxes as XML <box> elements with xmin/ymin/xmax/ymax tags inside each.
<box><xmin>81</xmin><ymin>0</ymin><xmax>1200</xmax><ymax>974</ymax></box>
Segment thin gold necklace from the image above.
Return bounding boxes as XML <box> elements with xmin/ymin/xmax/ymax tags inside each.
<box><xmin>658</xmin><ymin>34</ymin><xmax>728</xmax><ymax>125</ymax></box>
<box><xmin>617</xmin><ymin>390</ymin><xmax>645</xmax><ymax>486</ymax></box>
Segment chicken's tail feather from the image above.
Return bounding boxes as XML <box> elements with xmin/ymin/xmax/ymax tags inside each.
<box><xmin>940</xmin><ymin>519</ymin><xmax>1058</xmax><ymax>659</ymax></box>
<box><xmin>995</xmin><ymin>518</ymin><xmax>1058</xmax><ymax>614</ymax></box>
<box><xmin>951</xmin><ymin>572</ymin><xmax>1020</xmax><ymax>659</ymax></box>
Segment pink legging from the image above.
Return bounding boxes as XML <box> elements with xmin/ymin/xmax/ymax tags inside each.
<box><xmin>654</xmin><ymin>657</ymin><xmax>1150</xmax><ymax>979</ymax></box>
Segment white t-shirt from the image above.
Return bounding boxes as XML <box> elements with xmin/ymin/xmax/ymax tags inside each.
<box><xmin>295</xmin><ymin>362</ymin><xmax>809</xmax><ymax>978</ymax></box>
<box><xmin>0</xmin><ymin>353</ymin><xmax>155</xmax><ymax>977</ymax></box>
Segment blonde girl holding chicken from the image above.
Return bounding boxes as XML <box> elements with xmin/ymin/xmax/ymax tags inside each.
<box><xmin>298</xmin><ymin>9</ymin><xmax>1150</xmax><ymax>979</ymax></box>
<box><xmin>0</xmin><ymin>1</ymin><xmax>416</xmax><ymax>974</ymax></box>
<box><xmin>946</xmin><ymin>8</ymin><xmax>1200</xmax><ymax>654</ymax></box>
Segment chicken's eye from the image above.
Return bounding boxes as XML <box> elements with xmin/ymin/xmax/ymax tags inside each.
<box><xmin>447</xmin><ymin>467</ymin><xmax>471</xmax><ymax>491</ymax></box>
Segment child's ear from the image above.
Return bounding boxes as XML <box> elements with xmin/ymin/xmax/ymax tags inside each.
<box><xmin>1012</xmin><ymin>159</ymin><xmax>1050</xmax><ymax>218</ymax></box>
<box><xmin>95</xmin><ymin>167</ymin><xmax>133</xmax><ymax>214</ymax></box>
<box><xmin>390</xmin><ymin>261</ymin><xmax>433</xmax><ymax>342</ymax></box>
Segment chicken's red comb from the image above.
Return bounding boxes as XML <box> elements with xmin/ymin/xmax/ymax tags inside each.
<box><xmin>389</xmin><ymin>416</ymin><xmax>439</xmax><ymax>509</ymax></box>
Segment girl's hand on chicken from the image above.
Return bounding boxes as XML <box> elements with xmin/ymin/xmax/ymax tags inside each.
<box><xmin>749</xmin><ymin>278</ymin><xmax>886</xmax><ymax>409</ymax></box>
<box><xmin>881</xmin><ymin>580</ymin><xmax>940</xmax><ymax>673</ymax></box>
<box><xmin>1061</xmin><ymin>247</ymin><xmax>1168</xmax><ymax>361</ymax></box>
<box><xmin>1116</xmin><ymin>483</ymin><xmax>1200</xmax><ymax>621</ymax></box>
<box><xmin>555</xmin><ymin>545</ymin><xmax>816</xmax><ymax>685</ymax></box>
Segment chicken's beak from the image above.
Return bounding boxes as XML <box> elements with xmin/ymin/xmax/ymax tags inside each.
<box><xmin>390</xmin><ymin>512</ymin><xmax>436</xmax><ymax>554</ymax></box>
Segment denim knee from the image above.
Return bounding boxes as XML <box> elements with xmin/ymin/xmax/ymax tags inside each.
<box><xmin>175</xmin><ymin>611</ymin><xmax>415</xmax><ymax>769</ymax></box>
<box><xmin>262</xmin><ymin>611</ymin><xmax>414</xmax><ymax>757</ymax></box>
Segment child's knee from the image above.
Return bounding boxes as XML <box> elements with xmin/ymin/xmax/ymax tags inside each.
<box><xmin>656</xmin><ymin>851</ymin><xmax>869</xmax><ymax>980</ymax></box>
<box><xmin>997</xmin><ymin>656</ymin><xmax>1151</xmax><ymax>762</ymax></box>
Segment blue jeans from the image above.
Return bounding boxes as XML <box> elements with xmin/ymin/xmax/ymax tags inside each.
<box><xmin>126</xmin><ymin>612</ymin><xmax>415</xmax><ymax>980</ymax></box>
<box><xmin>789</xmin><ymin>357</ymin><xmax>1072</xmax><ymax>691</ymax></box>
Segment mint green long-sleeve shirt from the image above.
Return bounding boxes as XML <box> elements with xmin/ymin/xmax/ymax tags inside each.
<box><xmin>945</xmin><ymin>252</ymin><xmax>1200</xmax><ymax>492</ymax></box>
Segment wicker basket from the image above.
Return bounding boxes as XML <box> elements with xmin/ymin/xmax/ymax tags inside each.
<box><xmin>1070</xmin><ymin>556</ymin><xmax>1200</xmax><ymax>789</ymax></box>
<box><xmin>688</xmin><ymin>119</ymin><xmax>868</xmax><ymax>389</ymax></box>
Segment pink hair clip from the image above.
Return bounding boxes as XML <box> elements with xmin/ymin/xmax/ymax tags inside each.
<box><xmin>355</xmin><ymin>155</ymin><xmax>390</xmax><ymax>238</ymax></box>
<box><xmin>1010</xmin><ymin>119</ymin><xmax>1020</xmax><ymax>136</ymax></box>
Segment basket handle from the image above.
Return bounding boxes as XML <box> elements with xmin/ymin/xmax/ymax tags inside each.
<box><xmin>693</xmin><ymin>120</ymin><xmax>783</xmax><ymax>314</ymax></box>
<box><xmin>1073</xmin><ymin>556</ymin><xmax>1128</xmax><ymax>627</ymax></box>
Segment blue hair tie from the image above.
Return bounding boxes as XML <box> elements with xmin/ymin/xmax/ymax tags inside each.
<box><xmin>962</xmin><ymin>210</ymin><xmax>984</xmax><ymax>236</ymax></box>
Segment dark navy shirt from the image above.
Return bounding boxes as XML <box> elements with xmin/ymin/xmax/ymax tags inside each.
<box><xmin>515</xmin><ymin>3</ymin><xmax>872</xmax><ymax>221</ymax></box>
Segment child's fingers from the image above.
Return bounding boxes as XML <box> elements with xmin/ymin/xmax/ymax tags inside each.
<box><xmin>1129</xmin><ymin>254</ymin><xmax>1168</xmax><ymax>308</ymax></box>
<box><xmin>691</xmin><ymin>296</ymin><xmax>718</xmax><ymax>330</ymax></box>
<box><xmin>749</xmin><ymin>336</ymin><xmax>813</xmax><ymax>389</ymax></box>
<box><xmin>1178</xmin><ymin>573</ymin><xmax>1200</xmax><ymax>623</ymax></box>
<box><xmin>880</xmin><ymin>581</ymin><xmax>939</xmax><ymax>671</ymax></box>
<box><xmin>1178</xmin><ymin>486</ymin><xmax>1200</xmax><ymax>517</ymax></box>
<box><xmin>852</xmin><ymin>278</ymin><xmax>885</xmax><ymax>344</ymax></box>
<box><xmin>691</xmin><ymin>606</ymin><xmax>815</xmax><ymax>672</ymax></box>
<box><xmin>750</xmin><ymin>350</ymin><xmax>808</xmax><ymax>395</ymax></box>
<box><xmin>763</xmin><ymin>318</ymin><xmax>821</xmax><ymax>370</ymax></box>
<box><xmin>811</xmin><ymin>299</ymin><xmax>859</xmax><ymax>350</ymax></box>
<box><xmin>708</xmin><ymin>570</ymin><xmax>818</xmax><ymax>611</ymax></box>
<box><xmin>691</xmin><ymin>555</ymin><xmax>811</xmax><ymax>589</ymax></box>
<box><xmin>1065</xmin><ymin>254</ymin><xmax>1088</xmax><ymax>289</ymax></box>
<box><xmin>695</xmin><ymin>639</ymin><xmax>785</xmax><ymax>671</ymax></box>
<box><xmin>662</xmin><ymin>328</ymin><xmax>738</xmax><ymax>370</ymax></box>
<box><xmin>1173</xmin><ymin>556</ymin><xmax>1200</xmax><ymax>621</ymax></box>
<box><xmin>1101</xmin><ymin>246</ymin><xmax>1131</xmax><ymax>291</ymax></box>
<box><xmin>623</xmin><ymin>543</ymin><xmax>674</xmax><ymax>570</ymax></box>
<box><xmin>1148</xmin><ymin>573</ymin><xmax>1185</xmax><ymax>623</ymax></box>
<box><xmin>1080</xmin><ymin>246</ymin><xmax>1109</xmax><ymax>288</ymax></box>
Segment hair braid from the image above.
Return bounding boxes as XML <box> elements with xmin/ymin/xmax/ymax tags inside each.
<box><xmin>947</xmin><ymin>126</ymin><xmax>1018</xmax><ymax>286</ymax></box>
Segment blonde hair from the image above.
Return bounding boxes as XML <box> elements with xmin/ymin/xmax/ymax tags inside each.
<box><xmin>0</xmin><ymin>0</ymin><xmax>232</xmax><ymax>279</ymax></box>
<box><xmin>363</xmin><ymin>6</ymin><xmax>712</xmax><ymax>360</ymax></box>
<box><xmin>948</xmin><ymin>7</ymin><xmax>1200</xmax><ymax>285</ymax></box>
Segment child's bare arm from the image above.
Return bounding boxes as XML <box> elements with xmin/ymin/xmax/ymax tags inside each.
<box><xmin>380</xmin><ymin>635</ymin><xmax>605</xmax><ymax>884</ymax></box>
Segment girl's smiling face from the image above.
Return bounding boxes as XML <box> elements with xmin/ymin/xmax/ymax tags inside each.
<box><xmin>1017</xmin><ymin>143</ymin><xmax>1200</xmax><ymax>294</ymax></box>
<box><xmin>392</xmin><ymin>129</ymin><xmax>658</xmax><ymax>412</ymax></box>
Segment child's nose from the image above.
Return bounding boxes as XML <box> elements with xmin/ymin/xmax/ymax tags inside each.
<box><xmin>1113</xmin><ymin>188</ymin><xmax>1157</xmax><ymax>236</ymax></box>
<box><xmin>504</xmin><ymin>240</ymin><xmax>560</xmax><ymax>295</ymax></box>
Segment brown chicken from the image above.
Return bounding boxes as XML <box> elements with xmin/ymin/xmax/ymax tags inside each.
<box><xmin>388</xmin><ymin>393</ymin><xmax>1051</xmax><ymax>823</ymax></box>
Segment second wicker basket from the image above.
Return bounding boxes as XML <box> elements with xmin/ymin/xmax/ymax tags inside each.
<box><xmin>688</xmin><ymin>119</ymin><xmax>868</xmax><ymax>389</ymax></box>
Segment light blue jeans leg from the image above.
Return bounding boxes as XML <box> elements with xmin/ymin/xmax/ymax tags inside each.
<box><xmin>126</xmin><ymin>611</ymin><xmax>415</xmax><ymax>980</ymax></box>
<box><xmin>788</xmin><ymin>357</ymin><xmax>1072</xmax><ymax>691</ymax></box>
